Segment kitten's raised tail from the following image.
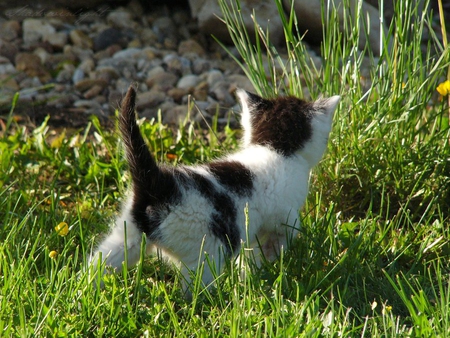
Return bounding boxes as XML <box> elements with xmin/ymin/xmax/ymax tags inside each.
<box><xmin>120</xmin><ymin>86</ymin><xmax>159</xmax><ymax>187</ymax></box>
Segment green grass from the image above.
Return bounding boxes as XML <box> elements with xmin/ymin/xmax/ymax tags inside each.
<box><xmin>1</xmin><ymin>0</ymin><xmax>450</xmax><ymax>336</ymax></box>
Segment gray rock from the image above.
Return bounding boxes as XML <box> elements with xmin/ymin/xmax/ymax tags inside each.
<box><xmin>0</xmin><ymin>39</ymin><xmax>18</xmax><ymax>62</ymax></box>
<box><xmin>72</xmin><ymin>68</ymin><xmax>85</xmax><ymax>84</ymax></box>
<box><xmin>64</xmin><ymin>45</ymin><xmax>94</xmax><ymax>62</ymax></box>
<box><xmin>113</xmin><ymin>48</ymin><xmax>142</xmax><ymax>60</ymax></box>
<box><xmin>206</xmin><ymin>69</ymin><xmax>224</xmax><ymax>88</ymax></box>
<box><xmin>153</xmin><ymin>17</ymin><xmax>177</xmax><ymax>44</ymax></box>
<box><xmin>107</xmin><ymin>8</ymin><xmax>135</xmax><ymax>29</ymax></box>
<box><xmin>167</xmin><ymin>87</ymin><xmax>190</xmax><ymax>102</ymax></box>
<box><xmin>0</xmin><ymin>56</ymin><xmax>16</xmax><ymax>75</ymax></box>
<box><xmin>178</xmin><ymin>39</ymin><xmax>206</xmax><ymax>57</ymax></box>
<box><xmin>94</xmin><ymin>66</ymin><xmax>121</xmax><ymax>82</ymax></box>
<box><xmin>163</xmin><ymin>54</ymin><xmax>192</xmax><ymax>76</ymax></box>
<box><xmin>163</xmin><ymin>104</ymin><xmax>190</xmax><ymax>125</ymax></box>
<box><xmin>211</xmin><ymin>80</ymin><xmax>234</xmax><ymax>106</ymax></box>
<box><xmin>192</xmin><ymin>58</ymin><xmax>211</xmax><ymax>75</ymax></box>
<box><xmin>94</xmin><ymin>28</ymin><xmax>125</xmax><ymax>51</ymax></box>
<box><xmin>78</xmin><ymin>58</ymin><xmax>95</xmax><ymax>73</ymax></box>
<box><xmin>74</xmin><ymin>79</ymin><xmax>107</xmax><ymax>92</ymax></box>
<box><xmin>56</xmin><ymin>64</ymin><xmax>75</xmax><ymax>83</ymax></box>
<box><xmin>146</xmin><ymin>69</ymin><xmax>178</xmax><ymax>90</ymax></box>
<box><xmin>177</xmin><ymin>74</ymin><xmax>200</xmax><ymax>90</ymax></box>
<box><xmin>136</xmin><ymin>90</ymin><xmax>166</xmax><ymax>110</ymax></box>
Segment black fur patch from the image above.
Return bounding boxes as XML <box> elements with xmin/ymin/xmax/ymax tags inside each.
<box><xmin>207</xmin><ymin>160</ymin><xmax>254</xmax><ymax>196</ymax></box>
<box><xmin>245</xmin><ymin>91</ymin><xmax>314</xmax><ymax>156</ymax></box>
<box><xmin>183</xmin><ymin>168</ymin><xmax>240</xmax><ymax>255</ymax></box>
<box><xmin>132</xmin><ymin>166</ymin><xmax>182</xmax><ymax>239</ymax></box>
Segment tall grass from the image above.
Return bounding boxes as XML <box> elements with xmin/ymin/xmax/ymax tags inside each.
<box><xmin>1</xmin><ymin>0</ymin><xmax>449</xmax><ymax>336</ymax></box>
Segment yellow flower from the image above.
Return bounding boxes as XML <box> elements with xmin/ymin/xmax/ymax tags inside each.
<box><xmin>55</xmin><ymin>222</ymin><xmax>69</xmax><ymax>236</ymax></box>
<box><xmin>437</xmin><ymin>80</ymin><xmax>450</xmax><ymax>96</ymax></box>
<box><xmin>49</xmin><ymin>250</ymin><xmax>58</xmax><ymax>259</ymax></box>
<box><xmin>382</xmin><ymin>305</ymin><xmax>392</xmax><ymax>315</ymax></box>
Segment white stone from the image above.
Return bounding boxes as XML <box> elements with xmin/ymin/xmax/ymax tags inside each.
<box><xmin>23</xmin><ymin>18</ymin><xmax>56</xmax><ymax>45</ymax></box>
<box><xmin>43</xmin><ymin>32</ymin><xmax>68</xmax><ymax>49</ymax></box>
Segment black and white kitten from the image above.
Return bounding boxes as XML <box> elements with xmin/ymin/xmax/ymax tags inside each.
<box><xmin>89</xmin><ymin>86</ymin><xmax>339</xmax><ymax>290</ymax></box>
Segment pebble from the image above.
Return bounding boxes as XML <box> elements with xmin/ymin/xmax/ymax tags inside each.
<box><xmin>74</xmin><ymin>79</ymin><xmax>108</xmax><ymax>92</ymax></box>
<box><xmin>136</xmin><ymin>90</ymin><xmax>166</xmax><ymax>110</ymax></box>
<box><xmin>177</xmin><ymin>74</ymin><xmax>200</xmax><ymax>90</ymax></box>
<box><xmin>44</xmin><ymin>32</ymin><xmax>68</xmax><ymax>50</ymax></box>
<box><xmin>0</xmin><ymin>3</ymin><xmax>327</xmax><ymax>125</ymax></box>
<box><xmin>167</xmin><ymin>87</ymin><xmax>190</xmax><ymax>102</ymax></box>
<box><xmin>70</xmin><ymin>29</ymin><xmax>93</xmax><ymax>50</ymax></box>
<box><xmin>107</xmin><ymin>9</ymin><xmax>135</xmax><ymax>29</ymax></box>
<box><xmin>94</xmin><ymin>27</ymin><xmax>124</xmax><ymax>51</ymax></box>
<box><xmin>178</xmin><ymin>39</ymin><xmax>206</xmax><ymax>57</ymax></box>
<box><xmin>15</xmin><ymin>53</ymin><xmax>52</xmax><ymax>83</ymax></box>
<box><xmin>0</xmin><ymin>56</ymin><xmax>15</xmax><ymax>75</ymax></box>
<box><xmin>163</xmin><ymin>54</ymin><xmax>191</xmax><ymax>76</ymax></box>
<box><xmin>83</xmin><ymin>84</ymin><xmax>104</xmax><ymax>99</ymax></box>
<box><xmin>0</xmin><ymin>20</ymin><xmax>21</xmax><ymax>42</ymax></box>
<box><xmin>22</xmin><ymin>18</ymin><xmax>56</xmax><ymax>45</ymax></box>
<box><xmin>146</xmin><ymin>70</ymin><xmax>178</xmax><ymax>90</ymax></box>
<box><xmin>0</xmin><ymin>39</ymin><xmax>18</xmax><ymax>62</ymax></box>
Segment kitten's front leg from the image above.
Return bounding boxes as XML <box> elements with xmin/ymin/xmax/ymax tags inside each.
<box><xmin>254</xmin><ymin>223</ymin><xmax>299</xmax><ymax>265</ymax></box>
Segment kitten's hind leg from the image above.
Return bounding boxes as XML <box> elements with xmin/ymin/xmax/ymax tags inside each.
<box><xmin>89</xmin><ymin>218</ymin><xmax>145</xmax><ymax>275</ymax></box>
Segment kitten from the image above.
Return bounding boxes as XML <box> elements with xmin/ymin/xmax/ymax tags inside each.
<box><xmin>89</xmin><ymin>86</ymin><xmax>339</xmax><ymax>292</ymax></box>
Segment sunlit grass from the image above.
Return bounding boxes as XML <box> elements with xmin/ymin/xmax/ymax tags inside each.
<box><xmin>1</xmin><ymin>0</ymin><xmax>450</xmax><ymax>336</ymax></box>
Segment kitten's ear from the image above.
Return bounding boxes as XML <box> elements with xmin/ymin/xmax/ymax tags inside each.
<box><xmin>236</xmin><ymin>89</ymin><xmax>263</xmax><ymax>146</ymax></box>
<box><xmin>316</xmin><ymin>95</ymin><xmax>340</xmax><ymax>116</ymax></box>
<box><xmin>236</xmin><ymin>89</ymin><xmax>264</xmax><ymax>111</ymax></box>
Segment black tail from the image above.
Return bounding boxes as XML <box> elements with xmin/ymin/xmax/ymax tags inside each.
<box><xmin>120</xmin><ymin>86</ymin><xmax>159</xmax><ymax>187</ymax></box>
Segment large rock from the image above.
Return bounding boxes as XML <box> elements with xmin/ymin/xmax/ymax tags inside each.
<box><xmin>188</xmin><ymin>0</ymin><xmax>387</xmax><ymax>55</ymax></box>
<box><xmin>188</xmin><ymin>0</ymin><xmax>285</xmax><ymax>45</ymax></box>
<box><xmin>283</xmin><ymin>0</ymin><xmax>388</xmax><ymax>55</ymax></box>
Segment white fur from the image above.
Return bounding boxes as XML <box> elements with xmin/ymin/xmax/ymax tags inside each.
<box><xmin>236</xmin><ymin>89</ymin><xmax>254</xmax><ymax>147</ymax></box>
<box><xmin>88</xmin><ymin>92</ymin><xmax>339</xmax><ymax>292</ymax></box>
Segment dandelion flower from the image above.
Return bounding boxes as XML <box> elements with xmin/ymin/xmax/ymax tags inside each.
<box><xmin>55</xmin><ymin>222</ymin><xmax>69</xmax><ymax>236</ymax></box>
<box><xmin>49</xmin><ymin>250</ymin><xmax>58</xmax><ymax>259</ymax></box>
<box><xmin>382</xmin><ymin>305</ymin><xmax>392</xmax><ymax>315</ymax></box>
<box><xmin>436</xmin><ymin>80</ymin><xmax>450</xmax><ymax>96</ymax></box>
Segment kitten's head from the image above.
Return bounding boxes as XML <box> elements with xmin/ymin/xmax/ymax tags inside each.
<box><xmin>236</xmin><ymin>90</ymin><xmax>339</xmax><ymax>167</ymax></box>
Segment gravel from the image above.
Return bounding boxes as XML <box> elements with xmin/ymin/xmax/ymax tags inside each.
<box><xmin>0</xmin><ymin>2</ymin><xmax>319</xmax><ymax>128</ymax></box>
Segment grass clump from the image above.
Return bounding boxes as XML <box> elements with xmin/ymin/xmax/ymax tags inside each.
<box><xmin>1</xmin><ymin>0</ymin><xmax>450</xmax><ymax>336</ymax></box>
